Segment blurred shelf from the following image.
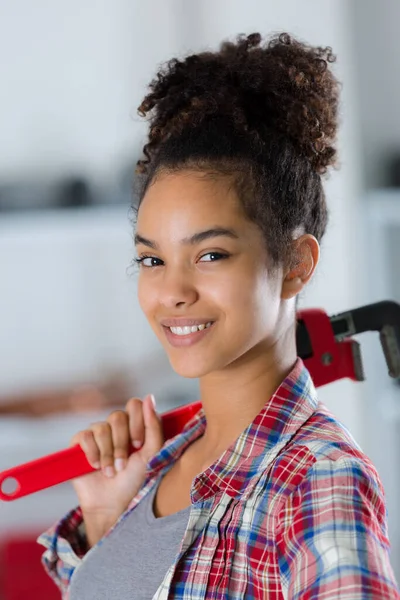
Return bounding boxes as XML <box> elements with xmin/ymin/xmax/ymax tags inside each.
<box><xmin>0</xmin><ymin>204</ymin><xmax>133</xmax><ymax>240</ymax></box>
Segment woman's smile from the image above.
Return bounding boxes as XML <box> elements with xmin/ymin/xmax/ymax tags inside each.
<box><xmin>162</xmin><ymin>320</ymin><xmax>215</xmax><ymax>347</ymax></box>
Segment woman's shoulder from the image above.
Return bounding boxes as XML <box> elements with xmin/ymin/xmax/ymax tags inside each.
<box><xmin>264</xmin><ymin>402</ymin><xmax>384</xmax><ymax>510</ymax></box>
<box><xmin>290</xmin><ymin>401</ymin><xmax>365</xmax><ymax>460</ymax></box>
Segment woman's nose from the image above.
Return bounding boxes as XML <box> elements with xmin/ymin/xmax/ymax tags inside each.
<box><xmin>158</xmin><ymin>267</ymin><xmax>198</xmax><ymax>309</ymax></box>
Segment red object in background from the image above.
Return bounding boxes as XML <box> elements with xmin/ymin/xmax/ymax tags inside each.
<box><xmin>0</xmin><ymin>534</ymin><xmax>61</xmax><ymax>600</ymax></box>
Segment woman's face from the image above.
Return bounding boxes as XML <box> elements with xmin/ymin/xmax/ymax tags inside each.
<box><xmin>135</xmin><ymin>170</ymin><xmax>285</xmax><ymax>379</ymax></box>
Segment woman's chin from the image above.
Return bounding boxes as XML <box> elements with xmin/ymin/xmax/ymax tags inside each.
<box><xmin>168</xmin><ymin>356</ymin><xmax>216</xmax><ymax>379</ymax></box>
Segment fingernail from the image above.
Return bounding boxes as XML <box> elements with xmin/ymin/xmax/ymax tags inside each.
<box><xmin>149</xmin><ymin>394</ymin><xmax>156</xmax><ymax>411</ymax></box>
<box><xmin>132</xmin><ymin>440</ymin><xmax>142</xmax><ymax>449</ymax></box>
<box><xmin>92</xmin><ymin>461</ymin><xmax>101</xmax><ymax>470</ymax></box>
<box><xmin>104</xmin><ymin>466</ymin><xmax>115</xmax><ymax>478</ymax></box>
<box><xmin>114</xmin><ymin>458</ymin><xmax>126</xmax><ymax>472</ymax></box>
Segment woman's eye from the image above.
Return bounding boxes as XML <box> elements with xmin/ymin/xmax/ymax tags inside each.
<box><xmin>199</xmin><ymin>252</ymin><xmax>228</xmax><ymax>262</ymax></box>
<box><xmin>135</xmin><ymin>256</ymin><xmax>163</xmax><ymax>268</ymax></box>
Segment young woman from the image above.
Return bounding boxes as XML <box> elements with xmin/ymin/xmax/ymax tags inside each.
<box><xmin>39</xmin><ymin>32</ymin><xmax>400</xmax><ymax>599</ymax></box>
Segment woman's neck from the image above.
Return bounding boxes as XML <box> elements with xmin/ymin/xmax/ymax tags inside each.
<box><xmin>194</xmin><ymin>340</ymin><xmax>297</xmax><ymax>464</ymax></box>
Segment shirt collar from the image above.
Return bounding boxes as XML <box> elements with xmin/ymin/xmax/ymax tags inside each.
<box><xmin>146</xmin><ymin>358</ymin><xmax>318</xmax><ymax>502</ymax></box>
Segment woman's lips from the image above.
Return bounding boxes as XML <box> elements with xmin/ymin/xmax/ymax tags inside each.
<box><xmin>162</xmin><ymin>322</ymin><xmax>215</xmax><ymax>347</ymax></box>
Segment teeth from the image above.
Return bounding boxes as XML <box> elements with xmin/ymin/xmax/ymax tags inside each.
<box><xmin>169</xmin><ymin>322</ymin><xmax>212</xmax><ymax>335</ymax></box>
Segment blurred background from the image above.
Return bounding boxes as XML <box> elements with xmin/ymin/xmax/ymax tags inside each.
<box><xmin>0</xmin><ymin>0</ymin><xmax>399</xmax><ymax>597</ymax></box>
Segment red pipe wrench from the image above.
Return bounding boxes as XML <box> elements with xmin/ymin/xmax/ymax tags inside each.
<box><xmin>1</xmin><ymin>300</ymin><xmax>399</xmax><ymax>502</ymax></box>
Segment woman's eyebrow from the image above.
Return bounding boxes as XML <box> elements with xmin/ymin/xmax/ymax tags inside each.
<box><xmin>134</xmin><ymin>233</ymin><xmax>158</xmax><ymax>249</ymax></box>
<box><xmin>134</xmin><ymin>227</ymin><xmax>239</xmax><ymax>248</ymax></box>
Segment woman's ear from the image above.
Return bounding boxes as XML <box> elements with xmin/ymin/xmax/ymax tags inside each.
<box><xmin>281</xmin><ymin>234</ymin><xmax>320</xmax><ymax>300</ymax></box>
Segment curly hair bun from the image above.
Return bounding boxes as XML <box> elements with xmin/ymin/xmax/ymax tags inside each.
<box><xmin>138</xmin><ymin>32</ymin><xmax>340</xmax><ymax>175</ymax></box>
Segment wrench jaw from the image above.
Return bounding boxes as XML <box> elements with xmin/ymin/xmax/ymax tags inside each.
<box><xmin>380</xmin><ymin>325</ymin><xmax>400</xmax><ymax>379</ymax></box>
<box><xmin>350</xmin><ymin>339</ymin><xmax>365</xmax><ymax>382</ymax></box>
<box><xmin>332</xmin><ymin>301</ymin><xmax>400</xmax><ymax>380</ymax></box>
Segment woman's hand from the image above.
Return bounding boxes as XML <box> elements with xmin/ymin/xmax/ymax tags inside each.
<box><xmin>70</xmin><ymin>393</ymin><xmax>163</xmax><ymax>547</ymax></box>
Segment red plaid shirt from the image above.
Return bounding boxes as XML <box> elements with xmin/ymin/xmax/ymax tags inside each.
<box><xmin>38</xmin><ymin>358</ymin><xmax>400</xmax><ymax>599</ymax></box>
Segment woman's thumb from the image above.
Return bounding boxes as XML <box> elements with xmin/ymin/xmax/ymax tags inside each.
<box><xmin>142</xmin><ymin>394</ymin><xmax>164</xmax><ymax>456</ymax></box>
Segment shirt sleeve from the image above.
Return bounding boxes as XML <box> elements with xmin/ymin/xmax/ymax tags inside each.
<box><xmin>276</xmin><ymin>456</ymin><xmax>400</xmax><ymax>599</ymax></box>
<box><xmin>36</xmin><ymin>505</ymin><xmax>88</xmax><ymax>597</ymax></box>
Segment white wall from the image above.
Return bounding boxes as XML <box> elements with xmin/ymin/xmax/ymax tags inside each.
<box><xmin>0</xmin><ymin>0</ymin><xmax>178</xmax><ymax>183</ymax></box>
<box><xmin>350</xmin><ymin>0</ymin><xmax>400</xmax><ymax>188</ymax></box>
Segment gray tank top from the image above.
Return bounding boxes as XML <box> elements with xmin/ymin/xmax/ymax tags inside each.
<box><xmin>69</xmin><ymin>475</ymin><xmax>191</xmax><ymax>599</ymax></box>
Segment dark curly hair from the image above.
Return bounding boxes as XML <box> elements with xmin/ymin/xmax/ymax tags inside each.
<box><xmin>135</xmin><ymin>32</ymin><xmax>340</xmax><ymax>270</ymax></box>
